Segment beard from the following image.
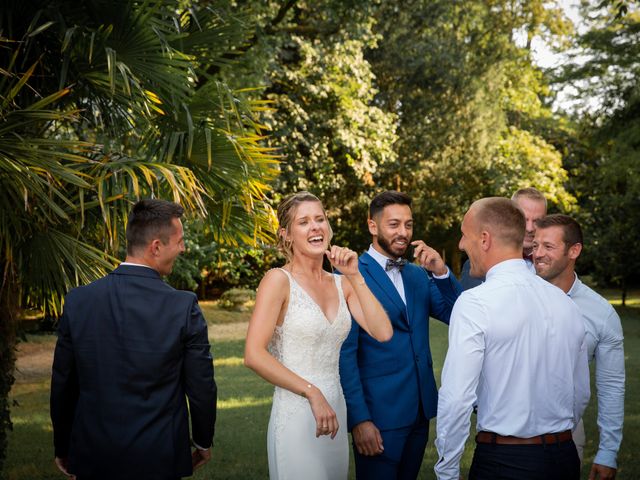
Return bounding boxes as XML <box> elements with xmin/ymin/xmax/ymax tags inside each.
<box><xmin>377</xmin><ymin>232</ymin><xmax>410</xmax><ymax>258</ymax></box>
<box><xmin>535</xmin><ymin>257</ymin><xmax>568</xmax><ymax>282</ymax></box>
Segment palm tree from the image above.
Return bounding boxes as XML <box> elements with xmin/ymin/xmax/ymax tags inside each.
<box><xmin>0</xmin><ymin>0</ymin><xmax>278</xmax><ymax>469</ymax></box>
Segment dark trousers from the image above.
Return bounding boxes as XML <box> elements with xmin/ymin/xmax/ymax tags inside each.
<box><xmin>353</xmin><ymin>409</ymin><xmax>428</xmax><ymax>480</ymax></box>
<box><xmin>468</xmin><ymin>439</ymin><xmax>580</xmax><ymax>480</ymax></box>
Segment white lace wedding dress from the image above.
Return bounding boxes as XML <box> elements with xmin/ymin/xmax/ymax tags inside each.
<box><xmin>267</xmin><ymin>269</ymin><xmax>352</xmax><ymax>480</ymax></box>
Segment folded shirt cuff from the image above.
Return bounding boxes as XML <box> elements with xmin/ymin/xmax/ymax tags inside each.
<box><xmin>192</xmin><ymin>440</ymin><xmax>210</xmax><ymax>451</ymax></box>
<box><xmin>432</xmin><ymin>267</ymin><xmax>450</xmax><ymax>279</ymax></box>
<box><xmin>594</xmin><ymin>449</ymin><xmax>617</xmax><ymax>469</ymax></box>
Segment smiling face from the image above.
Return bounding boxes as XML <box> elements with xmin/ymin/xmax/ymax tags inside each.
<box><xmin>533</xmin><ymin>225</ymin><xmax>578</xmax><ymax>284</ymax></box>
<box><xmin>369</xmin><ymin>203</ymin><xmax>413</xmax><ymax>258</ymax></box>
<box><xmin>282</xmin><ymin>200</ymin><xmax>331</xmax><ymax>259</ymax></box>
<box><xmin>155</xmin><ymin>217</ymin><xmax>185</xmax><ymax>276</ymax></box>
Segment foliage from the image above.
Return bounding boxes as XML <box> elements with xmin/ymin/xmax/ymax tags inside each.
<box><xmin>218</xmin><ymin>0</ymin><xmax>398</xmax><ymax>248</ymax></box>
<box><xmin>168</xmin><ymin>223</ymin><xmax>282</xmax><ymax>294</ymax></box>
<box><xmin>0</xmin><ymin>0</ymin><xmax>278</xmax><ymax>467</ymax></box>
<box><xmin>367</xmin><ymin>0</ymin><xmax>576</xmax><ymax>266</ymax></box>
<box><xmin>554</xmin><ymin>3</ymin><xmax>640</xmax><ymax>302</ymax></box>
<box><xmin>217</xmin><ymin>288</ymin><xmax>257</xmax><ymax>311</ymax></box>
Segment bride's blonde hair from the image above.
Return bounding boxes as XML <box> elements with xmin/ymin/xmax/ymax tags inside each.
<box><xmin>277</xmin><ymin>191</ymin><xmax>333</xmax><ymax>262</ymax></box>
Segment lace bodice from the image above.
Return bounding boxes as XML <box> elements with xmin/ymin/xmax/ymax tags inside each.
<box><xmin>269</xmin><ymin>269</ymin><xmax>351</xmax><ymax>384</ymax></box>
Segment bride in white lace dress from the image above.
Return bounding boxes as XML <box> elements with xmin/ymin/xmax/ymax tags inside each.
<box><xmin>245</xmin><ymin>192</ymin><xmax>393</xmax><ymax>480</ymax></box>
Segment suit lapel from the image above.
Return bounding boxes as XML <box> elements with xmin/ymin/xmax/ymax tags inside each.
<box><xmin>360</xmin><ymin>253</ymin><xmax>408</xmax><ymax>325</ymax></box>
<box><xmin>401</xmin><ymin>266</ymin><xmax>421</xmax><ymax>325</ymax></box>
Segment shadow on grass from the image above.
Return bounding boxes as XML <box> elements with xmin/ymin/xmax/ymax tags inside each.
<box><xmin>6</xmin><ymin>305</ymin><xmax>640</xmax><ymax>479</ymax></box>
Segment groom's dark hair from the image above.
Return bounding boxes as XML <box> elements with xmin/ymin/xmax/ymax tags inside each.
<box><xmin>369</xmin><ymin>191</ymin><xmax>412</xmax><ymax>219</ymax></box>
<box><xmin>126</xmin><ymin>199</ymin><xmax>184</xmax><ymax>255</ymax></box>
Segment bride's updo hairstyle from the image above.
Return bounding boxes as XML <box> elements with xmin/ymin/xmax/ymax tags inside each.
<box><xmin>277</xmin><ymin>191</ymin><xmax>333</xmax><ymax>262</ymax></box>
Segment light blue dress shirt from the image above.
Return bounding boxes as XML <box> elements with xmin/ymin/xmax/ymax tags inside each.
<box><xmin>435</xmin><ymin>260</ymin><xmax>590</xmax><ymax>480</ymax></box>
<box><xmin>568</xmin><ymin>274</ymin><xmax>625</xmax><ymax>468</ymax></box>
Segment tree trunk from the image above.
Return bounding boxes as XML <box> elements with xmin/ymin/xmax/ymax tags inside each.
<box><xmin>0</xmin><ymin>272</ymin><xmax>17</xmax><ymax>473</ymax></box>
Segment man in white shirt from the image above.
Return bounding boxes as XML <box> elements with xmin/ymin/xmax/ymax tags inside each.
<box><xmin>435</xmin><ymin>197</ymin><xmax>590</xmax><ymax>480</ymax></box>
<box><xmin>460</xmin><ymin>187</ymin><xmax>547</xmax><ymax>289</ymax></box>
<box><xmin>533</xmin><ymin>214</ymin><xmax>624</xmax><ymax>480</ymax></box>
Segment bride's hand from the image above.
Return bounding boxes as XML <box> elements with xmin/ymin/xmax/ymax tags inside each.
<box><xmin>326</xmin><ymin>245</ymin><xmax>358</xmax><ymax>276</ymax></box>
<box><xmin>306</xmin><ymin>386</ymin><xmax>339</xmax><ymax>439</ymax></box>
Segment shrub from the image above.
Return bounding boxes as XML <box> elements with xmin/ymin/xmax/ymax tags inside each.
<box><xmin>218</xmin><ymin>288</ymin><xmax>256</xmax><ymax>311</ymax></box>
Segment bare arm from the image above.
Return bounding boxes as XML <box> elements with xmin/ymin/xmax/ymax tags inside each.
<box><xmin>244</xmin><ymin>269</ymin><xmax>339</xmax><ymax>438</ymax></box>
<box><xmin>327</xmin><ymin>246</ymin><xmax>392</xmax><ymax>342</ymax></box>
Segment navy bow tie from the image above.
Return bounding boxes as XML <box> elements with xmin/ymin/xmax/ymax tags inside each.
<box><xmin>385</xmin><ymin>258</ymin><xmax>407</xmax><ymax>272</ymax></box>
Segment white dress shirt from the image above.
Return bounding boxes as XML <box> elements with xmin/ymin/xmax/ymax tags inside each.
<box><xmin>568</xmin><ymin>274</ymin><xmax>625</xmax><ymax>468</ymax></box>
<box><xmin>366</xmin><ymin>245</ymin><xmax>449</xmax><ymax>305</ymax></box>
<box><xmin>435</xmin><ymin>259</ymin><xmax>590</xmax><ymax>480</ymax></box>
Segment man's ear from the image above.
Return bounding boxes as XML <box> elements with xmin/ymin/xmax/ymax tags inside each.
<box><xmin>150</xmin><ymin>238</ymin><xmax>162</xmax><ymax>256</ymax></box>
<box><xmin>480</xmin><ymin>230</ymin><xmax>491</xmax><ymax>252</ymax></box>
<box><xmin>568</xmin><ymin>243</ymin><xmax>582</xmax><ymax>261</ymax></box>
<box><xmin>368</xmin><ymin>218</ymin><xmax>378</xmax><ymax>236</ymax></box>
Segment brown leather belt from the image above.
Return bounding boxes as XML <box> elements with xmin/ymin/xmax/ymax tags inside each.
<box><xmin>476</xmin><ymin>430</ymin><xmax>573</xmax><ymax>445</ymax></box>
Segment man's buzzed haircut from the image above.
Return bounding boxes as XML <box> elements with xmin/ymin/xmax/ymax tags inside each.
<box><xmin>511</xmin><ymin>187</ymin><xmax>547</xmax><ymax>208</ymax></box>
<box><xmin>474</xmin><ymin>197</ymin><xmax>525</xmax><ymax>249</ymax></box>
<box><xmin>369</xmin><ymin>191</ymin><xmax>412</xmax><ymax>219</ymax></box>
<box><xmin>126</xmin><ymin>199</ymin><xmax>184</xmax><ymax>255</ymax></box>
<box><xmin>535</xmin><ymin>214</ymin><xmax>583</xmax><ymax>248</ymax></box>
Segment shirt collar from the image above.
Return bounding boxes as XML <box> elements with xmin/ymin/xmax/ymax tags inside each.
<box><xmin>485</xmin><ymin>258</ymin><xmax>528</xmax><ymax>280</ymax></box>
<box><xmin>120</xmin><ymin>261</ymin><xmax>155</xmax><ymax>270</ymax></box>
<box><xmin>566</xmin><ymin>272</ymin><xmax>580</xmax><ymax>297</ymax></box>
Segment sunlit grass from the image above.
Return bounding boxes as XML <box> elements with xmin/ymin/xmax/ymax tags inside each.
<box><xmin>5</xmin><ymin>294</ymin><xmax>640</xmax><ymax>479</ymax></box>
<box><xmin>215</xmin><ymin>356</ymin><xmax>244</xmax><ymax>367</ymax></box>
<box><xmin>218</xmin><ymin>396</ymin><xmax>271</xmax><ymax>409</ymax></box>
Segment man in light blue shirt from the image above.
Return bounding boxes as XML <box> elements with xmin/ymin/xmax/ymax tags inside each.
<box><xmin>460</xmin><ymin>187</ymin><xmax>547</xmax><ymax>290</ymax></box>
<box><xmin>435</xmin><ymin>198</ymin><xmax>589</xmax><ymax>480</ymax></box>
<box><xmin>533</xmin><ymin>214</ymin><xmax>625</xmax><ymax>480</ymax></box>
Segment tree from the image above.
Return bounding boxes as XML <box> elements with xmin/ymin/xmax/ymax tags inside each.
<box><xmin>367</xmin><ymin>0</ymin><xmax>576</xmax><ymax>268</ymax></box>
<box><xmin>554</xmin><ymin>3</ymin><xmax>640</xmax><ymax>302</ymax></box>
<box><xmin>0</xmin><ymin>0</ymin><xmax>277</xmax><ymax>468</ymax></box>
<box><xmin>218</xmin><ymin>0</ymin><xmax>398</xmax><ymax>248</ymax></box>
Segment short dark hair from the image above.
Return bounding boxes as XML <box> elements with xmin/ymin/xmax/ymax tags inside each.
<box><xmin>474</xmin><ymin>197</ymin><xmax>525</xmax><ymax>248</ymax></box>
<box><xmin>369</xmin><ymin>191</ymin><xmax>412</xmax><ymax>219</ymax></box>
<box><xmin>126</xmin><ymin>199</ymin><xmax>184</xmax><ymax>255</ymax></box>
<box><xmin>534</xmin><ymin>214</ymin><xmax>583</xmax><ymax>247</ymax></box>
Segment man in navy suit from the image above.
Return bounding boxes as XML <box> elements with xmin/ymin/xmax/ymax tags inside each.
<box><xmin>50</xmin><ymin>199</ymin><xmax>217</xmax><ymax>480</ymax></box>
<box><xmin>339</xmin><ymin>191</ymin><xmax>461</xmax><ymax>479</ymax></box>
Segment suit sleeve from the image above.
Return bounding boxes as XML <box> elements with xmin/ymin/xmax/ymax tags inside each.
<box><xmin>182</xmin><ymin>297</ymin><xmax>217</xmax><ymax>449</ymax></box>
<box><xmin>429</xmin><ymin>268</ymin><xmax>462</xmax><ymax>325</ymax></box>
<box><xmin>339</xmin><ymin>318</ymin><xmax>371</xmax><ymax>431</ymax></box>
<box><xmin>50</xmin><ymin>305</ymin><xmax>79</xmax><ymax>458</ymax></box>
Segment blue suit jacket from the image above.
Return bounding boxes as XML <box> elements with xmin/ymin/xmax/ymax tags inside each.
<box><xmin>50</xmin><ymin>265</ymin><xmax>217</xmax><ymax>480</ymax></box>
<box><xmin>339</xmin><ymin>253</ymin><xmax>461</xmax><ymax>431</ymax></box>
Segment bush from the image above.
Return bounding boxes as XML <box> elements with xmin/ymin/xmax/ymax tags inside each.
<box><xmin>218</xmin><ymin>288</ymin><xmax>256</xmax><ymax>311</ymax></box>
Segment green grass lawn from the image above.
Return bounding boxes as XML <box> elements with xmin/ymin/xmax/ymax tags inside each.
<box><xmin>4</xmin><ymin>294</ymin><xmax>640</xmax><ymax>479</ymax></box>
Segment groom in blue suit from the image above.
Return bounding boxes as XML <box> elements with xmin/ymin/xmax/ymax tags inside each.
<box><xmin>340</xmin><ymin>191</ymin><xmax>461</xmax><ymax>479</ymax></box>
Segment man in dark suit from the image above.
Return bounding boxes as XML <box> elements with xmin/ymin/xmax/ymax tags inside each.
<box><xmin>339</xmin><ymin>191</ymin><xmax>461</xmax><ymax>480</ymax></box>
<box><xmin>51</xmin><ymin>199</ymin><xmax>217</xmax><ymax>480</ymax></box>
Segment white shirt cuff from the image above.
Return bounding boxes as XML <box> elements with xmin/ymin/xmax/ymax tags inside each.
<box><xmin>432</xmin><ymin>267</ymin><xmax>450</xmax><ymax>279</ymax></box>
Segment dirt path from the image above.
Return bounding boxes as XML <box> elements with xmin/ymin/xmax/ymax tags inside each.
<box><xmin>13</xmin><ymin>321</ymin><xmax>248</xmax><ymax>384</ymax></box>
